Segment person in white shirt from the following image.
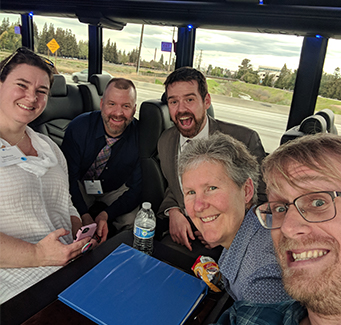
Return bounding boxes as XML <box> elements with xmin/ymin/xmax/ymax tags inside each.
<box><xmin>0</xmin><ymin>47</ymin><xmax>92</xmax><ymax>303</ymax></box>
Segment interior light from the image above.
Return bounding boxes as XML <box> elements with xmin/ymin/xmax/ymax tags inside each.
<box><xmin>259</xmin><ymin>0</ymin><xmax>264</xmax><ymax>5</ymax></box>
<box><xmin>187</xmin><ymin>24</ymin><xmax>193</xmax><ymax>30</ymax></box>
<box><xmin>29</xmin><ymin>11</ymin><xmax>34</xmax><ymax>17</ymax></box>
<box><xmin>316</xmin><ymin>34</ymin><xmax>322</xmax><ymax>38</ymax></box>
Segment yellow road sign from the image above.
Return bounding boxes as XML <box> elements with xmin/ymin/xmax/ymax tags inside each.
<box><xmin>47</xmin><ymin>38</ymin><xmax>60</xmax><ymax>54</ymax></box>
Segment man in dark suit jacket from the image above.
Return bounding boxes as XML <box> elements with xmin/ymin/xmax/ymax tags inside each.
<box><xmin>157</xmin><ymin>67</ymin><xmax>266</xmax><ymax>255</ymax></box>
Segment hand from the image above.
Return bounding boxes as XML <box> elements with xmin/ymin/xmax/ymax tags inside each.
<box><xmin>35</xmin><ymin>228</ymin><xmax>91</xmax><ymax>266</ymax></box>
<box><xmin>194</xmin><ymin>230</ymin><xmax>217</xmax><ymax>249</ymax></box>
<box><xmin>169</xmin><ymin>208</ymin><xmax>195</xmax><ymax>251</ymax></box>
<box><xmin>95</xmin><ymin>211</ymin><xmax>109</xmax><ymax>243</ymax></box>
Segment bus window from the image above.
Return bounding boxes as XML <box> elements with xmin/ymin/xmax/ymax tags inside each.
<box><xmin>194</xmin><ymin>28</ymin><xmax>302</xmax><ymax>153</ymax></box>
<box><xmin>317</xmin><ymin>38</ymin><xmax>341</xmax><ymax>130</ymax></box>
<box><xmin>103</xmin><ymin>23</ymin><xmax>176</xmax><ymax>116</ymax></box>
<box><xmin>0</xmin><ymin>13</ymin><xmax>22</xmax><ymax>59</ymax></box>
<box><xmin>102</xmin><ymin>23</ymin><xmax>176</xmax><ymax>77</ymax></box>
<box><xmin>30</xmin><ymin>16</ymin><xmax>88</xmax><ymax>78</ymax></box>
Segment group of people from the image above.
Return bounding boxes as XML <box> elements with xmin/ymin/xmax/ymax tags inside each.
<box><xmin>1</xmin><ymin>47</ymin><xmax>341</xmax><ymax>325</ymax></box>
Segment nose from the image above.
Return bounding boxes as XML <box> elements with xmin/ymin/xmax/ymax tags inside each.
<box><xmin>193</xmin><ymin>194</ymin><xmax>209</xmax><ymax>213</ymax></box>
<box><xmin>177</xmin><ymin>99</ymin><xmax>188</xmax><ymax>113</ymax></box>
<box><xmin>26</xmin><ymin>89</ymin><xmax>37</xmax><ymax>103</ymax></box>
<box><xmin>112</xmin><ymin>105</ymin><xmax>124</xmax><ymax>116</ymax></box>
<box><xmin>280</xmin><ymin>204</ymin><xmax>312</xmax><ymax>238</ymax></box>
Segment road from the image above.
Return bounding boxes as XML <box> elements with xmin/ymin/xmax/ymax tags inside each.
<box><xmin>64</xmin><ymin>75</ymin><xmax>341</xmax><ymax>153</ymax></box>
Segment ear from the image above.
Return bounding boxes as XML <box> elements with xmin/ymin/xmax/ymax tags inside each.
<box><xmin>244</xmin><ymin>177</ymin><xmax>254</xmax><ymax>204</ymax></box>
<box><xmin>204</xmin><ymin>93</ymin><xmax>211</xmax><ymax>110</ymax></box>
<box><xmin>100</xmin><ymin>97</ymin><xmax>103</xmax><ymax>110</ymax></box>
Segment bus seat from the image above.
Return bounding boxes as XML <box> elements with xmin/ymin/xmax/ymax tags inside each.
<box><xmin>29</xmin><ymin>74</ymin><xmax>85</xmax><ymax>147</ymax></box>
<box><xmin>78</xmin><ymin>74</ymin><xmax>111</xmax><ymax>111</ymax></box>
<box><xmin>280</xmin><ymin>109</ymin><xmax>338</xmax><ymax>145</ymax></box>
<box><xmin>138</xmin><ymin>98</ymin><xmax>172</xmax><ymax>216</ymax></box>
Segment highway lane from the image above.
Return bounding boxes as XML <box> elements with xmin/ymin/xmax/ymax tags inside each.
<box><xmin>65</xmin><ymin>76</ymin><xmax>341</xmax><ymax>153</ymax></box>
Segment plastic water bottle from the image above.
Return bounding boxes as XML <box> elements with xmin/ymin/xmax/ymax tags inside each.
<box><xmin>133</xmin><ymin>202</ymin><xmax>156</xmax><ymax>255</ymax></box>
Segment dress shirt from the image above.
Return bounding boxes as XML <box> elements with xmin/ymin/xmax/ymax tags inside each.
<box><xmin>218</xmin><ymin>208</ymin><xmax>290</xmax><ymax>303</ymax></box>
<box><xmin>62</xmin><ymin>111</ymin><xmax>142</xmax><ymax>222</ymax></box>
<box><xmin>213</xmin><ymin>300</ymin><xmax>307</xmax><ymax>325</ymax></box>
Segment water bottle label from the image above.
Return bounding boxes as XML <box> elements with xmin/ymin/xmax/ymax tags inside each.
<box><xmin>134</xmin><ymin>226</ymin><xmax>155</xmax><ymax>239</ymax></box>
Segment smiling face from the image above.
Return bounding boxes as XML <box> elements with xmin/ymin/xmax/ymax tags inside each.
<box><xmin>100</xmin><ymin>83</ymin><xmax>136</xmax><ymax>137</ymax></box>
<box><xmin>166</xmin><ymin>80</ymin><xmax>210</xmax><ymax>138</ymax></box>
<box><xmin>0</xmin><ymin>63</ymin><xmax>50</xmax><ymax>127</ymax></box>
<box><xmin>270</xmin><ymin>162</ymin><xmax>341</xmax><ymax>315</ymax></box>
<box><xmin>182</xmin><ymin>161</ymin><xmax>253</xmax><ymax>249</ymax></box>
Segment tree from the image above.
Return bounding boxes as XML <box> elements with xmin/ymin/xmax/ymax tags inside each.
<box><xmin>0</xmin><ymin>25</ymin><xmax>21</xmax><ymax>51</ymax></box>
<box><xmin>262</xmin><ymin>73</ymin><xmax>276</xmax><ymax>87</ymax></box>
<box><xmin>274</xmin><ymin>64</ymin><xmax>291</xmax><ymax>89</ymax></box>
<box><xmin>236</xmin><ymin>58</ymin><xmax>253</xmax><ymax>80</ymax></box>
<box><xmin>0</xmin><ymin>18</ymin><xmax>10</xmax><ymax>36</ymax></box>
<box><xmin>128</xmin><ymin>48</ymin><xmax>139</xmax><ymax>64</ymax></box>
<box><xmin>211</xmin><ymin>66</ymin><xmax>223</xmax><ymax>77</ymax></box>
<box><xmin>37</xmin><ymin>23</ymin><xmax>49</xmax><ymax>54</ymax></box>
<box><xmin>78</xmin><ymin>40</ymin><xmax>88</xmax><ymax>59</ymax></box>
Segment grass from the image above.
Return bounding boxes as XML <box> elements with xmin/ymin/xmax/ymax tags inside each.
<box><xmin>2</xmin><ymin>50</ymin><xmax>341</xmax><ymax>114</ymax></box>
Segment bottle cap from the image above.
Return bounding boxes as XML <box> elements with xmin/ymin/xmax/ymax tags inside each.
<box><xmin>142</xmin><ymin>202</ymin><xmax>152</xmax><ymax>210</ymax></box>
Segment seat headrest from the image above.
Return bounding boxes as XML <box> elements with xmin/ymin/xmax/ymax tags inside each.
<box><xmin>50</xmin><ymin>74</ymin><xmax>67</xmax><ymax>97</ymax></box>
<box><xmin>89</xmin><ymin>74</ymin><xmax>112</xmax><ymax>96</ymax></box>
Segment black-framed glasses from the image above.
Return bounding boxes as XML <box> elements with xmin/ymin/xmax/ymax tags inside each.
<box><xmin>0</xmin><ymin>47</ymin><xmax>54</xmax><ymax>77</ymax></box>
<box><xmin>255</xmin><ymin>191</ymin><xmax>341</xmax><ymax>230</ymax></box>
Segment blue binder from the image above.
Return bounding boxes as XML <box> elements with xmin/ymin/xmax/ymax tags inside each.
<box><xmin>58</xmin><ymin>243</ymin><xmax>208</xmax><ymax>325</ymax></box>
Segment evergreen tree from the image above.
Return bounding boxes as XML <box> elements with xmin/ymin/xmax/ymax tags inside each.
<box><xmin>113</xmin><ymin>42</ymin><xmax>119</xmax><ymax>64</ymax></box>
<box><xmin>0</xmin><ymin>18</ymin><xmax>10</xmax><ymax>35</ymax></box>
<box><xmin>37</xmin><ymin>23</ymin><xmax>49</xmax><ymax>54</ymax></box>
<box><xmin>236</xmin><ymin>58</ymin><xmax>253</xmax><ymax>80</ymax></box>
<box><xmin>0</xmin><ymin>25</ymin><xmax>21</xmax><ymax>51</ymax></box>
<box><xmin>78</xmin><ymin>40</ymin><xmax>88</xmax><ymax>59</ymax></box>
<box><xmin>274</xmin><ymin>64</ymin><xmax>291</xmax><ymax>89</ymax></box>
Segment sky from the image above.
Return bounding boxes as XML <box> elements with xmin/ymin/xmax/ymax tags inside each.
<box><xmin>1</xmin><ymin>13</ymin><xmax>341</xmax><ymax>74</ymax></box>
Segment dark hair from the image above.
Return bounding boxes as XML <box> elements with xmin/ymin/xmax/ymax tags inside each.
<box><xmin>0</xmin><ymin>47</ymin><xmax>54</xmax><ymax>88</ymax></box>
<box><xmin>164</xmin><ymin>66</ymin><xmax>208</xmax><ymax>101</ymax></box>
<box><xmin>104</xmin><ymin>77</ymin><xmax>137</xmax><ymax>102</ymax></box>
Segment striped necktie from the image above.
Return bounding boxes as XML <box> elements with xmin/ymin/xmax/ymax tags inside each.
<box><xmin>84</xmin><ymin>136</ymin><xmax>118</xmax><ymax>180</ymax></box>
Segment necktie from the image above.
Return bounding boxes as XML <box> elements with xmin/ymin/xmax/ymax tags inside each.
<box><xmin>84</xmin><ymin>136</ymin><xmax>118</xmax><ymax>180</ymax></box>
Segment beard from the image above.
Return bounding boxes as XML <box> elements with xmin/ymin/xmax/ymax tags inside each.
<box><xmin>174</xmin><ymin>111</ymin><xmax>206</xmax><ymax>138</ymax></box>
<box><xmin>276</xmin><ymin>235</ymin><xmax>341</xmax><ymax>316</ymax></box>
<box><xmin>102</xmin><ymin>113</ymin><xmax>132</xmax><ymax>137</ymax></box>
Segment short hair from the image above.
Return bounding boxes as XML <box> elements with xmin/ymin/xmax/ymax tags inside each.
<box><xmin>104</xmin><ymin>77</ymin><xmax>137</xmax><ymax>102</ymax></box>
<box><xmin>178</xmin><ymin>132</ymin><xmax>260</xmax><ymax>204</ymax></box>
<box><xmin>0</xmin><ymin>47</ymin><xmax>54</xmax><ymax>88</ymax></box>
<box><xmin>164</xmin><ymin>66</ymin><xmax>208</xmax><ymax>101</ymax></box>
<box><xmin>262</xmin><ymin>133</ymin><xmax>341</xmax><ymax>193</ymax></box>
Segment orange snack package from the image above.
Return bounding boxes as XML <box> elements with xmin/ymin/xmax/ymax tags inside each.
<box><xmin>191</xmin><ymin>255</ymin><xmax>224</xmax><ymax>292</ymax></box>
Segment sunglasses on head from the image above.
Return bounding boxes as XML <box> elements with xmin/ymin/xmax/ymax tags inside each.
<box><xmin>0</xmin><ymin>47</ymin><xmax>54</xmax><ymax>77</ymax></box>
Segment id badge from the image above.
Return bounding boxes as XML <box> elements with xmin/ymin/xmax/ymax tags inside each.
<box><xmin>84</xmin><ymin>180</ymin><xmax>103</xmax><ymax>195</ymax></box>
<box><xmin>0</xmin><ymin>146</ymin><xmax>27</xmax><ymax>167</ymax></box>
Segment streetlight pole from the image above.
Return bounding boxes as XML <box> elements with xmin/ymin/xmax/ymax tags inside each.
<box><xmin>136</xmin><ymin>24</ymin><xmax>144</xmax><ymax>74</ymax></box>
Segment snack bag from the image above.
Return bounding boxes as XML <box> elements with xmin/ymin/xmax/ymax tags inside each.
<box><xmin>191</xmin><ymin>255</ymin><xmax>224</xmax><ymax>292</ymax></box>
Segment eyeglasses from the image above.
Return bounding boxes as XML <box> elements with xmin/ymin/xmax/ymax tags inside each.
<box><xmin>0</xmin><ymin>47</ymin><xmax>54</xmax><ymax>77</ymax></box>
<box><xmin>255</xmin><ymin>191</ymin><xmax>341</xmax><ymax>230</ymax></box>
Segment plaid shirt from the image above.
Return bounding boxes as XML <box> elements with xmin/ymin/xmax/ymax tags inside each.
<box><xmin>213</xmin><ymin>300</ymin><xmax>307</xmax><ymax>325</ymax></box>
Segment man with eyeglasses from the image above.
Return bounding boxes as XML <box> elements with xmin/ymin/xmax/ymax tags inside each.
<box><xmin>214</xmin><ymin>133</ymin><xmax>341</xmax><ymax>325</ymax></box>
